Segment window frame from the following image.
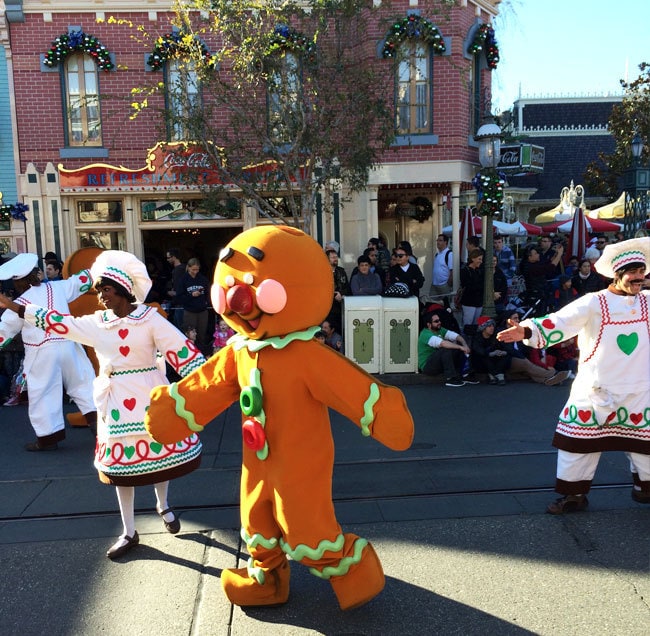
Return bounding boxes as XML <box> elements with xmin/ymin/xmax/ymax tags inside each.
<box><xmin>62</xmin><ymin>52</ymin><xmax>102</xmax><ymax>147</ymax></box>
<box><xmin>165</xmin><ymin>58</ymin><xmax>201</xmax><ymax>142</ymax></box>
<box><xmin>395</xmin><ymin>40</ymin><xmax>432</xmax><ymax>136</ymax></box>
<box><xmin>267</xmin><ymin>50</ymin><xmax>302</xmax><ymax>145</ymax></box>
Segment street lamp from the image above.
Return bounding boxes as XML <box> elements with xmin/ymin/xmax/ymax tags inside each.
<box><xmin>474</xmin><ymin>115</ymin><xmax>503</xmax><ymax>318</ymax></box>
<box><xmin>623</xmin><ymin>132</ymin><xmax>650</xmax><ymax>239</ymax></box>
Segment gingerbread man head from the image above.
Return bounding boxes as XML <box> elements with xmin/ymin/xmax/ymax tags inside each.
<box><xmin>211</xmin><ymin>226</ymin><xmax>334</xmax><ymax>339</ymax></box>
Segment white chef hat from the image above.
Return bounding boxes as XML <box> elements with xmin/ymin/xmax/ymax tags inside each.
<box><xmin>90</xmin><ymin>250</ymin><xmax>152</xmax><ymax>303</ymax></box>
<box><xmin>0</xmin><ymin>253</ymin><xmax>38</xmax><ymax>280</ymax></box>
<box><xmin>594</xmin><ymin>237</ymin><xmax>650</xmax><ymax>278</ymax></box>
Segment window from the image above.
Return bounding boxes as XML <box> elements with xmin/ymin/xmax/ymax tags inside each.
<box><xmin>268</xmin><ymin>52</ymin><xmax>300</xmax><ymax>144</ymax></box>
<box><xmin>77</xmin><ymin>201</ymin><xmax>123</xmax><ymax>223</ymax></box>
<box><xmin>469</xmin><ymin>54</ymin><xmax>482</xmax><ymax>136</ymax></box>
<box><xmin>64</xmin><ymin>53</ymin><xmax>102</xmax><ymax>146</ymax></box>
<box><xmin>396</xmin><ymin>42</ymin><xmax>431</xmax><ymax>135</ymax></box>
<box><xmin>166</xmin><ymin>60</ymin><xmax>200</xmax><ymax>141</ymax></box>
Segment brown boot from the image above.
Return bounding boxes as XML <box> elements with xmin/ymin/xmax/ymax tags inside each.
<box><xmin>329</xmin><ymin>541</ymin><xmax>385</xmax><ymax>610</ymax></box>
<box><xmin>221</xmin><ymin>560</ymin><xmax>290</xmax><ymax>607</ymax></box>
<box><xmin>66</xmin><ymin>412</ymin><xmax>89</xmax><ymax>427</ymax></box>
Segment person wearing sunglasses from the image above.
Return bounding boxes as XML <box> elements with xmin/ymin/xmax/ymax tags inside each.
<box><xmin>387</xmin><ymin>248</ymin><xmax>425</xmax><ymax>297</ymax></box>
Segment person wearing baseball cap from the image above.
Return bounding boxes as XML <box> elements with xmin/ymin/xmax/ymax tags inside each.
<box><xmin>0</xmin><ymin>250</ymin><xmax>206</xmax><ymax>559</ymax></box>
<box><xmin>0</xmin><ymin>253</ymin><xmax>96</xmax><ymax>451</ymax></box>
<box><xmin>498</xmin><ymin>237</ymin><xmax>650</xmax><ymax>513</ymax></box>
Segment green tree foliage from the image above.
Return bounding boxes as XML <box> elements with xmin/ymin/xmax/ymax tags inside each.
<box><xmin>584</xmin><ymin>62</ymin><xmax>650</xmax><ymax>198</ymax></box>
<box><xmin>128</xmin><ymin>0</ymin><xmax>406</xmax><ymax>233</ymax></box>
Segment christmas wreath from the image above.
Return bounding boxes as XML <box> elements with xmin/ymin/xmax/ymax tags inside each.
<box><xmin>382</xmin><ymin>15</ymin><xmax>446</xmax><ymax>58</ymax></box>
<box><xmin>43</xmin><ymin>31</ymin><xmax>114</xmax><ymax>71</ymax></box>
<box><xmin>467</xmin><ymin>23</ymin><xmax>499</xmax><ymax>69</ymax></box>
<box><xmin>267</xmin><ymin>25</ymin><xmax>316</xmax><ymax>62</ymax></box>
<box><xmin>148</xmin><ymin>32</ymin><xmax>213</xmax><ymax>71</ymax></box>
<box><xmin>0</xmin><ymin>202</ymin><xmax>29</xmax><ymax>223</ymax></box>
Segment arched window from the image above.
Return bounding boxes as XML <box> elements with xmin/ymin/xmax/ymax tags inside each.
<box><xmin>64</xmin><ymin>53</ymin><xmax>102</xmax><ymax>146</ymax></box>
<box><xmin>166</xmin><ymin>59</ymin><xmax>200</xmax><ymax>142</ymax></box>
<box><xmin>468</xmin><ymin>53</ymin><xmax>482</xmax><ymax>136</ymax></box>
<box><xmin>382</xmin><ymin>15</ymin><xmax>445</xmax><ymax>138</ymax></box>
<box><xmin>397</xmin><ymin>41</ymin><xmax>430</xmax><ymax>135</ymax></box>
<box><xmin>147</xmin><ymin>32</ymin><xmax>212</xmax><ymax>142</ymax></box>
<box><xmin>268</xmin><ymin>50</ymin><xmax>301</xmax><ymax>144</ymax></box>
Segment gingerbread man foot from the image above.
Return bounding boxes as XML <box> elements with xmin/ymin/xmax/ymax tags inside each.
<box><xmin>221</xmin><ymin>561</ymin><xmax>290</xmax><ymax>607</ymax></box>
<box><xmin>329</xmin><ymin>542</ymin><xmax>385</xmax><ymax>610</ymax></box>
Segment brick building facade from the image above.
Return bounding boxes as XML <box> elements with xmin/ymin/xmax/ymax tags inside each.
<box><xmin>1</xmin><ymin>0</ymin><xmax>502</xmax><ymax>289</ymax></box>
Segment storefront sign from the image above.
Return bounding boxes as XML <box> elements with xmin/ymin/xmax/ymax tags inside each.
<box><xmin>498</xmin><ymin>144</ymin><xmax>545</xmax><ymax>173</ymax></box>
<box><xmin>59</xmin><ymin>142</ymin><xmax>231</xmax><ymax>192</ymax></box>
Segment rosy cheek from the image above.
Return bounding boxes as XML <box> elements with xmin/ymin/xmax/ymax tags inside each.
<box><xmin>256</xmin><ymin>279</ymin><xmax>287</xmax><ymax>314</ymax></box>
<box><xmin>211</xmin><ymin>286</ymin><xmax>227</xmax><ymax>314</ymax></box>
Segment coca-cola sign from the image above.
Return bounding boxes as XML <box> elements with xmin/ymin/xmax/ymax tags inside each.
<box><xmin>498</xmin><ymin>143</ymin><xmax>545</xmax><ymax>173</ymax></box>
<box><xmin>162</xmin><ymin>151</ymin><xmax>213</xmax><ymax>170</ymax></box>
<box><xmin>498</xmin><ymin>146</ymin><xmax>521</xmax><ymax>169</ymax></box>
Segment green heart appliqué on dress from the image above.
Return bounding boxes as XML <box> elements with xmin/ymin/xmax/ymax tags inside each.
<box><xmin>111</xmin><ymin>409</ymin><xmax>120</xmax><ymax>421</ymax></box>
<box><xmin>177</xmin><ymin>346</ymin><xmax>189</xmax><ymax>359</ymax></box>
<box><xmin>52</xmin><ymin>314</ymin><xmax>63</xmax><ymax>322</ymax></box>
<box><xmin>150</xmin><ymin>442</ymin><xmax>163</xmax><ymax>454</ymax></box>
<box><xmin>617</xmin><ymin>332</ymin><xmax>638</xmax><ymax>355</ymax></box>
<box><xmin>124</xmin><ymin>446</ymin><xmax>135</xmax><ymax>459</ymax></box>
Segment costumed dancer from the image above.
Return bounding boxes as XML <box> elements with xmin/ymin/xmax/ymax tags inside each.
<box><xmin>0</xmin><ymin>251</ymin><xmax>205</xmax><ymax>557</ymax></box>
<box><xmin>498</xmin><ymin>237</ymin><xmax>650</xmax><ymax>513</ymax></box>
<box><xmin>145</xmin><ymin>225</ymin><xmax>414</xmax><ymax>610</ymax></box>
<box><xmin>0</xmin><ymin>253</ymin><xmax>96</xmax><ymax>451</ymax></box>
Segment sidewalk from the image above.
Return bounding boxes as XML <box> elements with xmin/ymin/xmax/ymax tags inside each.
<box><xmin>0</xmin><ymin>381</ymin><xmax>648</xmax><ymax>635</ymax></box>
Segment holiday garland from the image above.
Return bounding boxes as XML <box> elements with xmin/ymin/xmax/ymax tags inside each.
<box><xmin>382</xmin><ymin>14</ymin><xmax>446</xmax><ymax>58</ymax></box>
<box><xmin>0</xmin><ymin>202</ymin><xmax>29</xmax><ymax>223</ymax></box>
<box><xmin>472</xmin><ymin>171</ymin><xmax>506</xmax><ymax>216</ymax></box>
<box><xmin>267</xmin><ymin>25</ymin><xmax>316</xmax><ymax>62</ymax></box>
<box><xmin>43</xmin><ymin>31</ymin><xmax>114</xmax><ymax>71</ymax></box>
<box><xmin>148</xmin><ymin>32</ymin><xmax>213</xmax><ymax>71</ymax></box>
<box><xmin>467</xmin><ymin>23</ymin><xmax>499</xmax><ymax>69</ymax></box>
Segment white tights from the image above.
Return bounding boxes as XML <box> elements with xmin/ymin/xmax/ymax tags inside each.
<box><xmin>115</xmin><ymin>481</ymin><xmax>171</xmax><ymax>538</ymax></box>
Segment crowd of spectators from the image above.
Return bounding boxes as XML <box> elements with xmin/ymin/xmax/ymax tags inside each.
<box><xmin>318</xmin><ymin>231</ymin><xmax>643</xmax><ymax>386</ymax></box>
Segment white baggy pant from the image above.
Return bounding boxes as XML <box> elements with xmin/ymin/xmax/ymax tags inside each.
<box><xmin>557</xmin><ymin>449</ymin><xmax>650</xmax><ymax>488</ymax></box>
<box><xmin>24</xmin><ymin>340</ymin><xmax>95</xmax><ymax>439</ymax></box>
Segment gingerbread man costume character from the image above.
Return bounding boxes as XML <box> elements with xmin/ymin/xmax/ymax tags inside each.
<box><xmin>146</xmin><ymin>225</ymin><xmax>414</xmax><ymax>610</ymax></box>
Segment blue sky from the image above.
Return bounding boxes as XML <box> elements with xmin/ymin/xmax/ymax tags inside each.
<box><xmin>491</xmin><ymin>0</ymin><xmax>648</xmax><ymax>111</ymax></box>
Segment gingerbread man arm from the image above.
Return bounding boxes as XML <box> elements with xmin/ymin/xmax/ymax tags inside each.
<box><xmin>146</xmin><ymin>345</ymin><xmax>240</xmax><ymax>444</ymax></box>
<box><xmin>303</xmin><ymin>341</ymin><xmax>414</xmax><ymax>451</ymax></box>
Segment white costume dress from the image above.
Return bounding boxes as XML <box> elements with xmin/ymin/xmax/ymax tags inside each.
<box><xmin>23</xmin><ymin>303</ymin><xmax>205</xmax><ymax>485</ymax></box>
<box><xmin>0</xmin><ymin>272</ymin><xmax>95</xmax><ymax>443</ymax></box>
<box><xmin>523</xmin><ymin>288</ymin><xmax>650</xmax><ymax>492</ymax></box>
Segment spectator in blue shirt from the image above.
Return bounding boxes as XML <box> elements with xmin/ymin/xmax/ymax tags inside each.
<box><xmin>494</xmin><ymin>236</ymin><xmax>516</xmax><ymax>280</ymax></box>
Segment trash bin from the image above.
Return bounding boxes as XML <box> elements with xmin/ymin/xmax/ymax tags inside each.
<box><xmin>381</xmin><ymin>297</ymin><xmax>419</xmax><ymax>373</ymax></box>
<box><xmin>342</xmin><ymin>296</ymin><xmax>382</xmax><ymax>374</ymax></box>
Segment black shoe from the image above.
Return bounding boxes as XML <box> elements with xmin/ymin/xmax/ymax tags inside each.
<box><xmin>158</xmin><ymin>507</ymin><xmax>181</xmax><ymax>534</ymax></box>
<box><xmin>631</xmin><ymin>488</ymin><xmax>650</xmax><ymax>504</ymax></box>
<box><xmin>107</xmin><ymin>532</ymin><xmax>139</xmax><ymax>559</ymax></box>
<box><xmin>462</xmin><ymin>372</ymin><xmax>480</xmax><ymax>385</ymax></box>
<box><xmin>25</xmin><ymin>441</ymin><xmax>58</xmax><ymax>452</ymax></box>
<box><xmin>547</xmin><ymin>495</ymin><xmax>589</xmax><ymax>515</ymax></box>
<box><xmin>445</xmin><ymin>377</ymin><xmax>466</xmax><ymax>387</ymax></box>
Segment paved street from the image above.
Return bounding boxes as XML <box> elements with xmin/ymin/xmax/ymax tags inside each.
<box><xmin>0</xmin><ymin>378</ymin><xmax>648</xmax><ymax>635</ymax></box>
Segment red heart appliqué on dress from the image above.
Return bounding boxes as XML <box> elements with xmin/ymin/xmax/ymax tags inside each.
<box><xmin>123</xmin><ymin>398</ymin><xmax>136</xmax><ymax>411</ymax></box>
<box><xmin>563</xmin><ymin>407</ymin><xmax>569</xmax><ymax>417</ymax></box>
<box><xmin>606</xmin><ymin>412</ymin><xmax>617</xmax><ymax>423</ymax></box>
<box><xmin>119</xmin><ymin>346</ymin><xmax>130</xmax><ymax>357</ymax></box>
<box><xmin>541</xmin><ymin>319</ymin><xmax>555</xmax><ymax>329</ymax></box>
<box><xmin>630</xmin><ymin>413</ymin><xmax>643</xmax><ymax>425</ymax></box>
<box><xmin>578</xmin><ymin>409</ymin><xmax>592</xmax><ymax>423</ymax></box>
<box><xmin>79</xmin><ymin>275</ymin><xmax>88</xmax><ymax>283</ymax></box>
<box><xmin>118</xmin><ymin>329</ymin><xmax>129</xmax><ymax>340</ymax></box>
